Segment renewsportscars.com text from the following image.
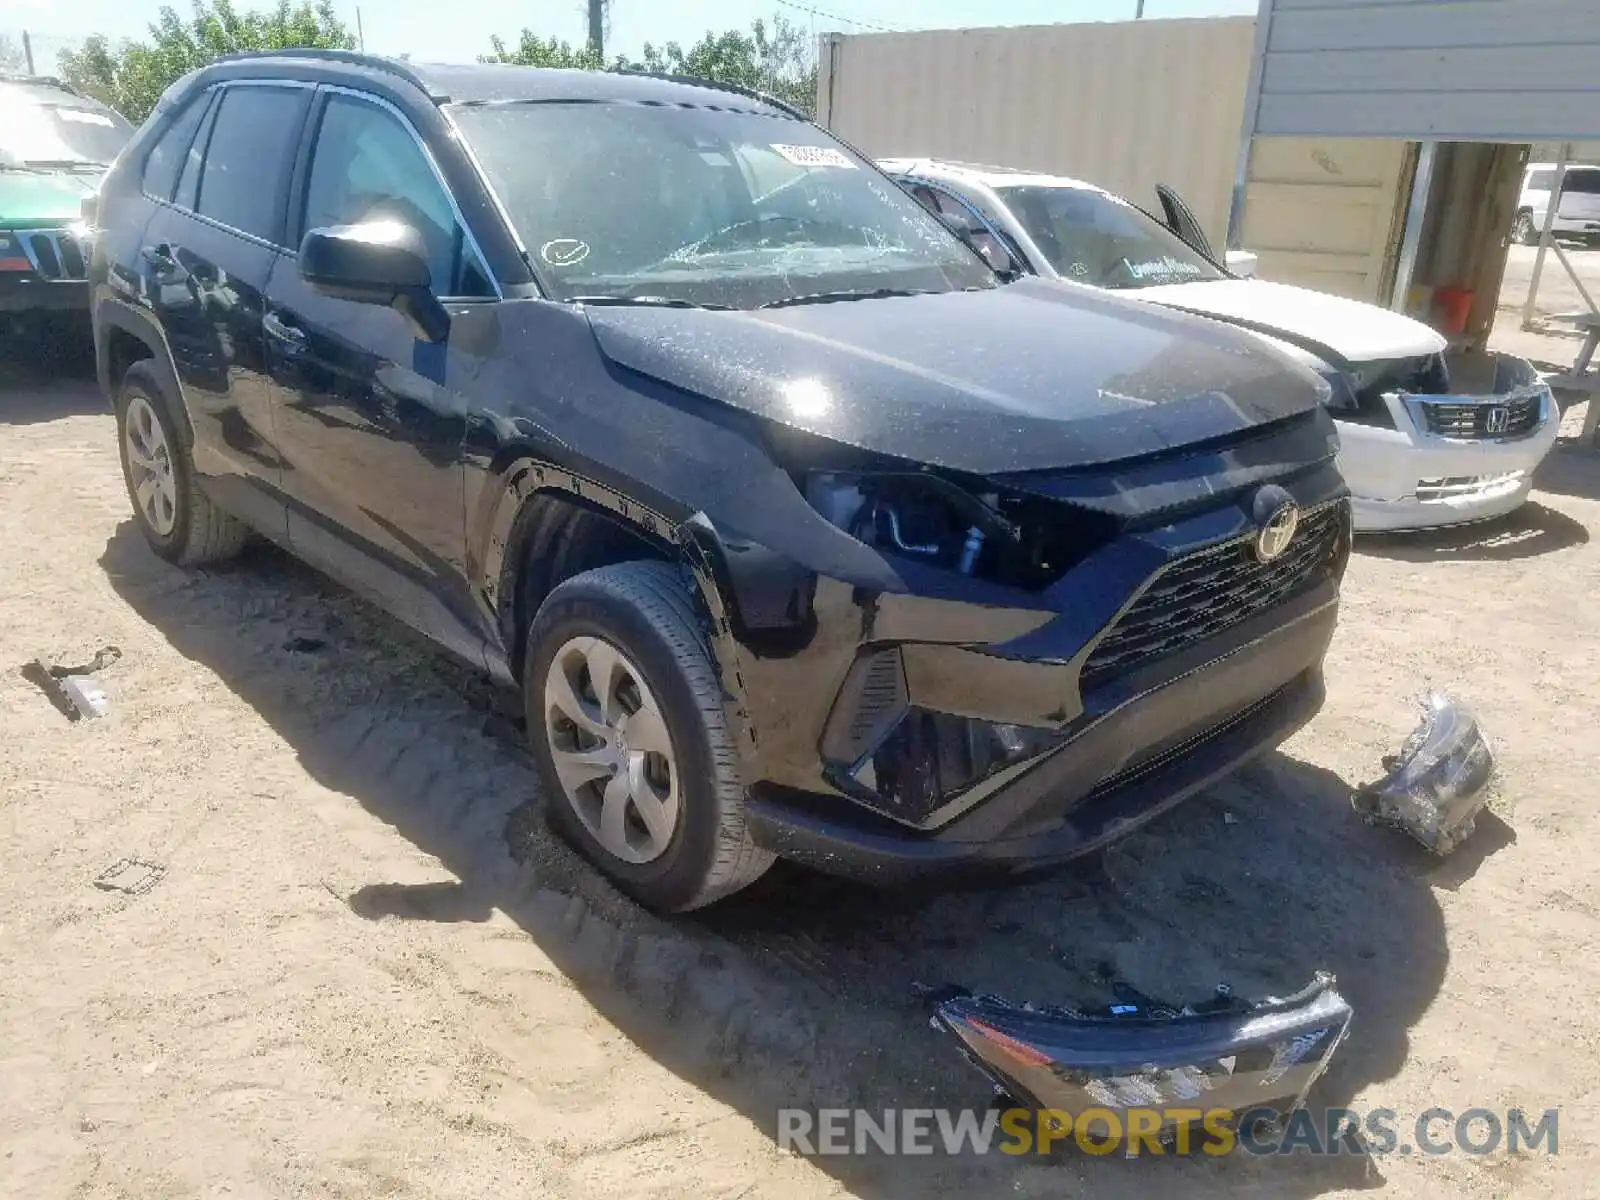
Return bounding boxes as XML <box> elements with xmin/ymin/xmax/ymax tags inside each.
<box><xmin>777</xmin><ymin>1106</ymin><xmax>1559</xmax><ymax>1158</ymax></box>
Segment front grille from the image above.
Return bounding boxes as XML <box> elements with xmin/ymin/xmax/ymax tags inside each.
<box><xmin>19</xmin><ymin>229</ymin><xmax>87</xmax><ymax>280</ymax></box>
<box><xmin>1082</xmin><ymin>500</ymin><xmax>1347</xmax><ymax>686</ymax></box>
<box><xmin>1419</xmin><ymin>393</ymin><xmax>1543</xmax><ymax>440</ymax></box>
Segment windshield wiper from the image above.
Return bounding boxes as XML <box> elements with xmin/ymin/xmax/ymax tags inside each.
<box><xmin>759</xmin><ymin>287</ymin><xmax>938</xmax><ymax>309</ymax></box>
<box><xmin>568</xmin><ymin>294</ymin><xmax>733</xmax><ymax>311</ymax></box>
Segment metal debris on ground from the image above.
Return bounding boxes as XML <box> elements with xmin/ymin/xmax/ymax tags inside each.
<box><xmin>1352</xmin><ymin>690</ymin><xmax>1497</xmax><ymax>856</ymax></box>
<box><xmin>24</xmin><ymin>645</ymin><xmax>121</xmax><ymax>721</ymax></box>
<box><xmin>93</xmin><ymin>857</ymin><xmax>166</xmax><ymax>896</ymax></box>
<box><xmin>926</xmin><ymin>972</ymin><xmax>1353</xmax><ymax>1147</ymax></box>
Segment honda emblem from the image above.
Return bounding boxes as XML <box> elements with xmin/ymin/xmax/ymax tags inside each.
<box><xmin>1485</xmin><ymin>406</ymin><xmax>1510</xmax><ymax>435</ymax></box>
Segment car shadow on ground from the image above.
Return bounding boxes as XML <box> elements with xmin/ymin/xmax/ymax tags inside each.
<box><xmin>100</xmin><ymin>522</ymin><xmax>1453</xmax><ymax>1198</ymax></box>
<box><xmin>1355</xmin><ymin>501</ymin><xmax>1588</xmax><ymax>562</ymax></box>
<box><xmin>0</xmin><ymin>333</ymin><xmax>102</xmax><ymax>425</ymax></box>
<box><xmin>1532</xmin><ymin>431</ymin><xmax>1600</xmax><ymax>502</ymax></box>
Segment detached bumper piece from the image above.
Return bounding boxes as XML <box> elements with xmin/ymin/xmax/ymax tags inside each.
<box><xmin>1352</xmin><ymin>691</ymin><xmax>1496</xmax><ymax>855</ymax></box>
<box><xmin>932</xmin><ymin>973</ymin><xmax>1352</xmax><ymax>1147</ymax></box>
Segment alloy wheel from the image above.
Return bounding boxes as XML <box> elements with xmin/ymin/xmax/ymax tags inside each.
<box><xmin>542</xmin><ymin>635</ymin><xmax>680</xmax><ymax>864</ymax></box>
<box><xmin>124</xmin><ymin>394</ymin><xmax>178</xmax><ymax>537</ymax></box>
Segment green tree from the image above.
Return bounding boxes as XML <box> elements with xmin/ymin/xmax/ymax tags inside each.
<box><xmin>486</xmin><ymin>13</ymin><xmax>818</xmax><ymax>116</ymax></box>
<box><xmin>632</xmin><ymin>16</ymin><xmax>816</xmax><ymax>115</ymax></box>
<box><xmin>58</xmin><ymin>0</ymin><xmax>353</xmax><ymax>122</ymax></box>
<box><xmin>481</xmin><ymin>31</ymin><xmax>609</xmax><ymax>72</ymax></box>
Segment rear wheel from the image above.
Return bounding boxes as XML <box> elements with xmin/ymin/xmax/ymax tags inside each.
<box><xmin>524</xmin><ymin>560</ymin><xmax>773</xmax><ymax>912</ymax></box>
<box><xmin>116</xmin><ymin>362</ymin><xmax>249</xmax><ymax>564</ymax></box>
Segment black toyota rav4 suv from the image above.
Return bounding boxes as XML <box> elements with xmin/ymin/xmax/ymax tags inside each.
<box><xmin>89</xmin><ymin>51</ymin><xmax>1350</xmax><ymax>911</ymax></box>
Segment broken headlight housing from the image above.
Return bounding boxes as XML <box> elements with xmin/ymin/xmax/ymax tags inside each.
<box><xmin>1352</xmin><ymin>690</ymin><xmax>1496</xmax><ymax>855</ymax></box>
<box><xmin>804</xmin><ymin>470</ymin><xmax>1112</xmax><ymax>591</ymax></box>
<box><xmin>930</xmin><ymin>972</ymin><xmax>1354</xmax><ymax>1147</ymax></box>
<box><xmin>819</xmin><ymin>647</ymin><xmax>1065</xmax><ymax>826</ymax></box>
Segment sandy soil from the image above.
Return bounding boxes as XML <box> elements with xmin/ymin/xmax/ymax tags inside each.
<box><xmin>4</xmin><ymin>354</ymin><xmax>1600</xmax><ymax>1199</ymax></box>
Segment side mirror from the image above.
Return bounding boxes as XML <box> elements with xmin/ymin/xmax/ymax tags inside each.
<box><xmin>1155</xmin><ymin>183</ymin><xmax>1218</xmax><ymax>263</ymax></box>
<box><xmin>1224</xmin><ymin>249</ymin><xmax>1259</xmax><ymax>279</ymax></box>
<box><xmin>299</xmin><ymin>221</ymin><xmax>449</xmax><ymax>343</ymax></box>
<box><xmin>934</xmin><ymin>209</ymin><xmax>1023</xmax><ymax>280</ymax></box>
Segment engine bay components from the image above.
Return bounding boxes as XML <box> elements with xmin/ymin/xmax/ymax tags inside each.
<box><xmin>1352</xmin><ymin>690</ymin><xmax>1496</xmax><ymax>856</ymax></box>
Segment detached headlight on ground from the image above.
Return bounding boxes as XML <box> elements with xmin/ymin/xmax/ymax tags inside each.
<box><xmin>930</xmin><ymin>972</ymin><xmax>1354</xmax><ymax>1145</ymax></box>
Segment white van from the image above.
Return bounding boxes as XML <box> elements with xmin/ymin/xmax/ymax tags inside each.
<box><xmin>1513</xmin><ymin>163</ymin><xmax>1600</xmax><ymax>245</ymax></box>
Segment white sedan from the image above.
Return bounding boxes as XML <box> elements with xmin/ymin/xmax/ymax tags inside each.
<box><xmin>881</xmin><ymin>157</ymin><xmax>1559</xmax><ymax>533</ymax></box>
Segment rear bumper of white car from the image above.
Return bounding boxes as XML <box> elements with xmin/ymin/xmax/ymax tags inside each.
<box><xmin>1337</xmin><ymin>384</ymin><xmax>1558</xmax><ymax>533</ymax></box>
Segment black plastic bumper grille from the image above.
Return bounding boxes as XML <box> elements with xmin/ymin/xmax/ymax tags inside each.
<box><xmin>1420</xmin><ymin>394</ymin><xmax>1542</xmax><ymax>439</ymax></box>
<box><xmin>1082</xmin><ymin>501</ymin><xmax>1347</xmax><ymax>686</ymax></box>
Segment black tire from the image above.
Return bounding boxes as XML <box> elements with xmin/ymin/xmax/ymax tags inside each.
<box><xmin>523</xmin><ymin>560</ymin><xmax>773</xmax><ymax>912</ymax></box>
<box><xmin>115</xmin><ymin>360</ymin><xmax>249</xmax><ymax>565</ymax></box>
<box><xmin>1513</xmin><ymin>210</ymin><xmax>1539</xmax><ymax>246</ymax></box>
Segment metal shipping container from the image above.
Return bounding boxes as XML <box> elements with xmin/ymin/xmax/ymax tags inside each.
<box><xmin>817</xmin><ymin>17</ymin><xmax>1257</xmax><ymax>248</ymax></box>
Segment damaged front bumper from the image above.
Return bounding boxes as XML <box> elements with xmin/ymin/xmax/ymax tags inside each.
<box><xmin>705</xmin><ymin>464</ymin><xmax>1350</xmax><ymax>885</ymax></box>
<box><xmin>1337</xmin><ymin>355</ymin><xmax>1558</xmax><ymax>533</ymax></box>
<box><xmin>932</xmin><ymin>973</ymin><xmax>1353</xmax><ymax>1142</ymax></box>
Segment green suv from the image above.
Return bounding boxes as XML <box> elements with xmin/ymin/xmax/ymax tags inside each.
<box><xmin>0</xmin><ymin>73</ymin><xmax>133</xmax><ymax>339</ymax></box>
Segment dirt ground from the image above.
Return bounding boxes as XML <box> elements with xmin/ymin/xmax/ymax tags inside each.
<box><xmin>4</xmin><ymin>346</ymin><xmax>1600</xmax><ymax>1200</ymax></box>
<box><xmin>1500</xmin><ymin>243</ymin><xmax>1600</xmax><ymax>323</ymax></box>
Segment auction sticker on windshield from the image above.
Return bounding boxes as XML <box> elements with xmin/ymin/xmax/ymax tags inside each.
<box><xmin>772</xmin><ymin>144</ymin><xmax>857</xmax><ymax>169</ymax></box>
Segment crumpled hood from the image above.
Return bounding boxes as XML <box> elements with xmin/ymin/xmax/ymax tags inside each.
<box><xmin>582</xmin><ymin>277</ymin><xmax>1330</xmax><ymax>474</ymax></box>
<box><xmin>0</xmin><ymin>170</ymin><xmax>98</xmax><ymax>226</ymax></box>
<box><xmin>1135</xmin><ymin>278</ymin><xmax>1446</xmax><ymax>365</ymax></box>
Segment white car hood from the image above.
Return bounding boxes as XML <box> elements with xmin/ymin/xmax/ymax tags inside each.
<box><xmin>1135</xmin><ymin>279</ymin><xmax>1446</xmax><ymax>364</ymax></box>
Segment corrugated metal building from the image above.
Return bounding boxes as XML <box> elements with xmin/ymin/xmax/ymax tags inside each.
<box><xmin>1242</xmin><ymin>0</ymin><xmax>1600</xmax><ymax>141</ymax></box>
<box><xmin>1235</xmin><ymin>0</ymin><xmax>1600</xmax><ymax>339</ymax></box>
<box><xmin>816</xmin><ymin>18</ymin><xmax>1256</xmax><ymax>249</ymax></box>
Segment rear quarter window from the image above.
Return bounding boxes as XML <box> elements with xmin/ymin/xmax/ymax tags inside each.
<box><xmin>141</xmin><ymin>94</ymin><xmax>211</xmax><ymax>202</ymax></box>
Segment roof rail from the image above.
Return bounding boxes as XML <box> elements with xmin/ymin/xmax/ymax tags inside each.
<box><xmin>211</xmin><ymin>48</ymin><xmax>444</xmax><ymax>99</ymax></box>
<box><xmin>609</xmin><ymin>69</ymin><xmax>809</xmax><ymax>121</ymax></box>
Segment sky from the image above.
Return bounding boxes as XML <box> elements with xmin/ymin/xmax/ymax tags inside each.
<box><xmin>9</xmin><ymin>0</ymin><xmax>1257</xmax><ymax>74</ymax></box>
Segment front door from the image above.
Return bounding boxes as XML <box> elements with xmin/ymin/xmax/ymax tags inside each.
<box><xmin>263</xmin><ymin>88</ymin><xmax>498</xmax><ymax>663</ymax></box>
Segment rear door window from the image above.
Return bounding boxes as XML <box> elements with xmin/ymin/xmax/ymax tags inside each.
<box><xmin>194</xmin><ymin>85</ymin><xmax>310</xmax><ymax>243</ymax></box>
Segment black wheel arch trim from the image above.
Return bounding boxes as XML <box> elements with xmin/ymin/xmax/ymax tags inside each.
<box><xmin>93</xmin><ymin>294</ymin><xmax>195</xmax><ymax>445</ymax></box>
<box><xmin>472</xmin><ymin>453</ymin><xmax>768</xmax><ymax>775</ymax></box>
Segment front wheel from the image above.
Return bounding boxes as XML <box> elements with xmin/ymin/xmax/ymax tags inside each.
<box><xmin>523</xmin><ymin>560</ymin><xmax>773</xmax><ymax>912</ymax></box>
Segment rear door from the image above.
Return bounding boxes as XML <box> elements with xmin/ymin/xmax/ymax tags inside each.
<box><xmin>262</xmin><ymin>87</ymin><xmax>498</xmax><ymax>662</ymax></box>
<box><xmin>139</xmin><ymin>81</ymin><xmax>312</xmax><ymax>537</ymax></box>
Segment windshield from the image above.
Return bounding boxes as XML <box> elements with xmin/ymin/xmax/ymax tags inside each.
<box><xmin>0</xmin><ymin>86</ymin><xmax>132</xmax><ymax>169</ymax></box>
<box><xmin>996</xmin><ymin>184</ymin><xmax>1226</xmax><ymax>290</ymax></box>
<box><xmin>448</xmin><ymin>101</ymin><xmax>997</xmax><ymax>308</ymax></box>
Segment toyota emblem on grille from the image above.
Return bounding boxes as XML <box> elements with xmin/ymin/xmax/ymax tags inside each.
<box><xmin>1252</xmin><ymin>489</ymin><xmax>1300</xmax><ymax>563</ymax></box>
<box><xmin>1485</xmin><ymin>406</ymin><xmax>1510</xmax><ymax>435</ymax></box>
